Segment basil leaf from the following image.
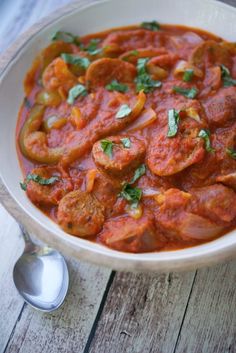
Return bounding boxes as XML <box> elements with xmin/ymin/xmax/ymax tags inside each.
<box><xmin>119</xmin><ymin>184</ymin><xmax>142</xmax><ymax>208</ymax></box>
<box><xmin>100</xmin><ymin>139</ymin><xmax>114</xmax><ymax>158</ymax></box>
<box><xmin>135</xmin><ymin>58</ymin><xmax>162</xmax><ymax>93</ymax></box>
<box><xmin>61</xmin><ymin>53</ymin><xmax>90</xmax><ymax>69</ymax></box>
<box><xmin>121</xmin><ymin>138</ymin><xmax>131</xmax><ymax>148</ymax></box>
<box><xmin>141</xmin><ymin>21</ymin><xmax>160</xmax><ymax>31</ymax></box>
<box><xmin>116</xmin><ymin>104</ymin><xmax>132</xmax><ymax>119</ymax></box>
<box><xmin>51</xmin><ymin>31</ymin><xmax>80</xmax><ymax>45</ymax></box>
<box><xmin>183</xmin><ymin>69</ymin><xmax>194</xmax><ymax>82</ymax></box>
<box><xmin>226</xmin><ymin>148</ymin><xmax>236</xmax><ymax>159</ymax></box>
<box><xmin>85</xmin><ymin>39</ymin><xmax>102</xmax><ymax>55</ymax></box>
<box><xmin>67</xmin><ymin>84</ymin><xmax>87</xmax><ymax>105</ymax></box>
<box><xmin>105</xmin><ymin>80</ymin><xmax>128</xmax><ymax>93</ymax></box>
<box><xmin>130</xmin><ymin>164</ymin><xmax>146</xmax><ymax>184</ymax></box>
<box><xmin>220</xmin><ymin>65</ymin><xmax>236</xmax><ymax>87</ymax></box>
<box><xmin>173</xmin><ymin>86</ymin><xmax>198</xmax><ymax>99</ymax></box>
<box><xmin>198</xmin><ymin>129</ymin><xmax>215</xmax><ymax>152</ymax></box>
<box><xmin>20</xmin><ymin>174</ymin><xmax>59</xmax><ymax>191</ymax></box>
<box><xmin>167</xmin><ymin>109</ymin><xmax>180</xmax><ymax>137</ymax></box>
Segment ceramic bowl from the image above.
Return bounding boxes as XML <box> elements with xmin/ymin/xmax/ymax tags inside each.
<box><xmin>0</xmin><ymin>0</ymin><xmax>236</xmax><ymax>272</ymax></box>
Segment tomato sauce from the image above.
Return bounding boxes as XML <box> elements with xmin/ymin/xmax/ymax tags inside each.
<box><xmin>16</xmin><ymin>23</ymin><xmax>236</xmax><ymax>253</ymax></box>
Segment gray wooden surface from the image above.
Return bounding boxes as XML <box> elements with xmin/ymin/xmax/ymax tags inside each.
<box><xmin>0</xmin><ymin>0</ymin><xmax>236</xmax><ymax>352</ymax></box>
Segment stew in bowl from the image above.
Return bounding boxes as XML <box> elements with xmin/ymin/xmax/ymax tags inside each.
<box><xmin>17</xmin><ymin>21</ymin><xmax>236</xmax><ymax>253</ymax></box>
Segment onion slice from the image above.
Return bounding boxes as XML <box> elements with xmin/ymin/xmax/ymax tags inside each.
<box><xmin>126</xmin><ymin>108</ymin><xmax>157</xmax><ymax>132</ymax></box>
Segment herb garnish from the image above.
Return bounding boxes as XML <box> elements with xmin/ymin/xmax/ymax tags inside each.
<box><xmin>198</xmin><ymin>129</ymin><xmax>215</xmax><ymax>152</ymax></box>
<box><xmin>119</xmin><ymin>164</ymin><xmax>146</xmax><ymax>208</ymax></box>
<box><xmin>173</xmin><ymin>86</ymin><xmax>198</xmax><ymax>99</ymax></box>
<box><xmin>67</xmin><ymin>84</ymin><xmax>87</xmax><ymax>105</ymax></box>
<box><xmin>61</xmin><ymin>53</ymin><xmax>90</xmax><ymax>69</ymax></box>
<box><xmin>226</xmin><ymin>148</ymin><xmax>236</xmax><ymax>159</ymax></box>
<box><xmin>116</xmin><ymin>104</ymin><xmax>132</xmax><ymax>119</ymax></box>
<box><xmin>141</xmin><ymin>21</ymin><xmax>160</xmax><ymax>31</ymax></box>
<box><xmin>135</xmin><ymin>58</ymin><xmax>162</xmax><ymax>93</ymax></box>
<box><xmin>167</xmin><ymin>109</ymin><xmax>180</xmax><ymax>137</ymax></box>
<box><xmin>84</xmin><ymin>39</ymin><xmax>102</xmax><ymax>55</ymax></box>
<box><xmin>105</xmin><ymin>80</ymin><xmax>128</xmax><ymax>93</ymax></box>
<box><xmin>183</xmin><ymin>69</ymin><xmax>194</xmax><ymax>82</ymax></box>
<box><xmin>51</xmin><ymin>31</ymin><xmax>81</xmax><ymax>45</ymax></box>
<box><xmin>121</xmin><ymin>138</ymin><xmax>131</xmax><ymax>148</ymax></box>
<box><xmin>20</xmin><ymin>174</ymin><xmax>59</xmax><ymax>191</ymax></box>
<box><xmin>100</xmin><ymin>139</ymin><xmax>114</xmax><ymax>158</ymax></box>
<box><xmin>220</xmin><ymin>65</ymin><xmax>236</xmax><ymax>87</ymax></box>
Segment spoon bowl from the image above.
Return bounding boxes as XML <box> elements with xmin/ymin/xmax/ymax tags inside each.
<box><xmin>13</xmin><ymin>225</ymin><xmax>69</xmax><ymax>312</ymax></box>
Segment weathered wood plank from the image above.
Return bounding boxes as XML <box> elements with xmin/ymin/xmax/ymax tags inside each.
<box><xmin>174</xmin><ymin>261</ymin><xmax>236</xmax><ymax>353</ymax></box>
<box><xmin>0</xmin><ymin>205</ymin><xmax>25</xmax><ymax>353</ymax></box>
<box><xmin>4</xmin><ymin>261</ymin><xmax>111</xmax><ymax>353</ymax></box>
<box><xmin>87</xmin><ymin>271</ymin><xmax>196</xmax><ymax>353</ymax></box>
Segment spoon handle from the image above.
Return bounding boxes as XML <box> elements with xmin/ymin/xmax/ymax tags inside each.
<box><xmin>18</xmin><ymin>223</ymin><xmax>33</xmax><ymax>244</ymax></box>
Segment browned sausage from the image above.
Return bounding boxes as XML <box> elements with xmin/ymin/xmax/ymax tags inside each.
<box><xmin>57</xmin><ymin>190</ymin><xmax>105</xmax><ymax>236</ymax></box>
<box><xmin>92</xmin><ymin>135</ymin><xmax>146</xmax><ymax>176</ymax></box>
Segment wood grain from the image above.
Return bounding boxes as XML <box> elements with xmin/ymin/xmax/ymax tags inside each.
<box><xmin>174</xmin><ymin>261</ymin><xmax>236</xmax><ymax>353</ymax></box>
<box><xmin>3</xmin><ymin>262</ymin><xmax>111</xmax><ymax>353</ymax></box>
<box><xmin>87</xmin><ymin>271</ymin><xmax>196</xmax><ymax>353</ymax></box>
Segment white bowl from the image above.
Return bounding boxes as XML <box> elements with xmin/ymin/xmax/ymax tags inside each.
<box><xmin>0</xmin><ymin>0</ymin><xmax>236</xmax><ymax>272</ymax></box>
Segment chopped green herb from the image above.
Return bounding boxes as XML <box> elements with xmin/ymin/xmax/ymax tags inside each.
<box><xmin>220</xmin><ymin>64</ymin><xmax>236</xmax><ymax>87</ymax></box>
<box><xmin>198</xmin><ymin>129</ymin><xmax>215</xmax><ymax>152</ymax></box>
<box><xmin>173</xmin><ymin>86</ymin><xmax>198</xmax><ymax>99</ymax></box>
<box><xmin>135</xmin><ymin>58</ymin><xmax>162</xmax><ymax>93</ymax></box>
<box><xmin>167</xmin><ymin>109</ymin><xmax>180</xmax><ymax>137</ymax></box>
<box><xmin>105</xmin><ymin>80</ymin><xmax>128</xmax><ymax>93</ymax></box>
<box><xmin>141</xmin><ymin>21</ymin><xmax>160</xmax><ymax>31</ymax></box>
<box><xmin>24</xmin><ymin>97</ymin><xmax>31</xmax><ymax>109</ymax></box>
<box><xmin>85</xmin><ymin>39</ymin><xmax>102</xmax><ymax>55</ymax></box>
<box><xmin>226</xmin><ymin>148</ymin><xmax>236</xmax><ymax>159</ymax></box>
<box><xmin>67</xmin><ymin>84</ymin><xmax>87</xmax><ymax>105</ymax></box>
<box><xmin>183</xmin><ymin>69</ymin><xmax>194</xmax><ymax>82</ymax></box>
<box><xmin>100</xmin><ymin>139</ymin><xmax>114</xmax><ymax>158</ymax></box>
<box><xmin>20</xmin><ymin>174</ymin><xmax>59</xmax><ymax>191</ymax></box>
<box><xmin>116</xmin><ymin>104</ymin><xmax>132</xmax><ymax>119</ymax></box>
<box><xmin>130</xmin><ymin>50</ymin><xmax>139</xmax><ymax>56</ymax></box>
<box><xmin>119</xmin><ymin>184</ymin><xmax>142</xmax><ymax>208</ymax></box>
<box><xmin>130</xmin><ymin>164</ymin><xmax>146</xmax><ymax>184</ymax></box>
<box><xmin>121</xmin><ymin>138</ymin><xmax>131</xmax><ymax>148</ymax></box>
<box><xmin>119</xmin><ymin>164</ymin><xmax>146</xmax><ymax>208</ymax></box>
<box><xmin>51</xmin><ymin>31</ymin><xmax>80</xmax><ymax>45</ymax></box>
<box><xmin>61</xmin><ymin>53</ymin><xmax>90</xmax><ymax>69</ymax></box>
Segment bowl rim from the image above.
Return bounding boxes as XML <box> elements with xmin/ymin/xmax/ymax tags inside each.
<box><xmin>0</xmin><ymin>0</ymin><xmax>236</xmax><ymax>272</ymax></box>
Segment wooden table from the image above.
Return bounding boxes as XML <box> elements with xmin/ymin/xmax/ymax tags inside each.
<box><xmin>0</xmin><ymin>1</ymin><xmax>236</xmax><ymax>352</ymax></box>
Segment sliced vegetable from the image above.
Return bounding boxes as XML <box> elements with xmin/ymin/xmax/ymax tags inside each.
<box><xmin>86</xmin><ymin>169</ymin><xmax>97</xmax><ymax>192</ymax></box>
<box><xmin>125</xmin><ymin>108</ymin><xmax>157</xmax><ymax>132</ymax></box>
<box><xmin>173</xmin><ymin>86</ymin><xmax>198</xmax><ymax>99</ymax></box>
<box><xmin>120</xmin><ymin>137</ymin><xmax>131</xmax><ymax>148</ymax></box>
<box><xmin>100</xmin><ymin>139</ymin><xmax>114</xmax><ymax>158</ymax></box>
<box><xmin>69</xmin><ymin>106</ymin><xmax>85</xmax><ymax>130</ymax></box>
<box><xmin>226</xmin><ymin>148</ymin><xmax>236</xmax><ymax>159</ymax></box>
<box><xmin>51</xmin><ymin>31</ymin><xmax>80</xmax><ymax>45</ymax></box>
<box><xmin>43</xmin><ymin>116</ymin><xmax>67</xmax><ymax>131</ymax></box>
<box><xmin>20</xmin><ymin>173</ymin><xmax>59</xmax><ymax>191</ymax></box>
<box><xmin>135</xmin><ymin>58</ymin><xmax>162</xmax><ymax>93</ymax></box>
<box><xmin>220</xmin><ymin>64</ymin><xmax>236</xmax><ymax>87</ymax></box>
<box><xmin>167</xmin><ymin>109</ymin><xmax>180</xmax><ymax>137</ymax></box>
<box><xmin>198</xmin><ymin>129</ymin><xmax>215</xmax><ymax>152</ymax></box>
<box><xmin>125</xmin><ymin>204</ymin><xmax>143</xmax><ymax>219</ymax></box>
<box><xmin>35</xmin><ymin>89</ymin><xmax>61</xmax><ymax>107</ymax></box>
<box><xmin>116</xmin><ymin>104</ymin><xmax>132</xmax><ymax>119</ymax></box>
<box><xmin>174</xmin><ymin>60</ymin><xmax>203</xmax><ymax>78</ymax></box>
<box><xmin>67</xmin><ymin>84</ymin><xmax>87</xmax><ymax>105</ymax></box>
<box><xmin>141</xmin><ymin>21</ymin><xmax>160</xmax><ymax>31</ymax></box>
<box><xmin>61</xmin><ymin>53</ymin><xmax>90</xmax><ymax>69</ymax></box>
<box><xmin>183</xmin><ymin>69</ymin><xmax>194</xmax><ymax>82</ymax></box>
<box><xmin>105</xmin><ymin>80</ymin><xmax>128</xmax><ymax>93</ymax></box>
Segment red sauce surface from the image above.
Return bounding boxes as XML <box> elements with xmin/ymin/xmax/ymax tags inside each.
<box><xmin>16</xmin><ymin>23</ymin><xmax>236</xmax><ymax>253</ymax></box>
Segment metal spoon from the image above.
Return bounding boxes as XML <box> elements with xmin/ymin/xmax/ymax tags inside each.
<box><xmin>13</xmin><ymin>224</ymin><xmax>69</xmax><ymax>312</ymax></box>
